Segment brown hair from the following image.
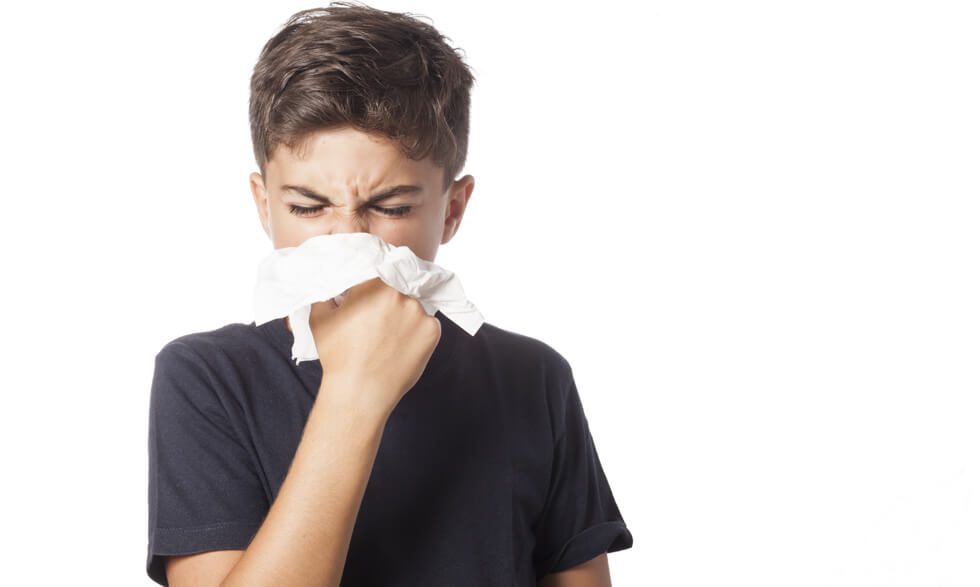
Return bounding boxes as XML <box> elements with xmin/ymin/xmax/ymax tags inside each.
<box><xmin>249</xmin><ymin>2</ymin><xmax>475</xmax><ymax>192</ymax></box>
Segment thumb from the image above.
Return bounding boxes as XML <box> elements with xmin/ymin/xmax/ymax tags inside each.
<box><xmin>333</xmin><ymin>288</ymin><xmax>349</xmax><ymax>307</ymax></box>
<box><xmin>309</xmin><ymin>295</ymin><xmax>342</xmax><ymax>325</ymax></box>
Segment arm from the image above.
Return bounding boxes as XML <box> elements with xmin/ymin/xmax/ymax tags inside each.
<box><xmin>537</xmin><ymin>553</ymin><xmax>612</xmax><ymax>587</ymax></box>
<box><xmin>164</xmin><ymin>277</ymin><xmax>439</xmax><ymax>587</ymax></box>
<box><xmin>530</xmin><ymin>362</ymin><xmax>632</xmax><ymax>582</ymax></box>
<box><xmin>166</xmin><ymin>377</ymin><xmax>390</xmax><ymax>587</ymax></box>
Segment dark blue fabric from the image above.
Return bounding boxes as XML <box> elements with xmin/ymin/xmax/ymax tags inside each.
<box><xmin>147</xmin><ymin>310</ymin><xmax>632</xmax><ymax>585</ymax></box>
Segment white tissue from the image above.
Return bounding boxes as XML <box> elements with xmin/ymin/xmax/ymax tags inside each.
<box><xmin>253</xmin><ymin>232</ymin><xmax>484</xmax><ymax>365</ymax></box>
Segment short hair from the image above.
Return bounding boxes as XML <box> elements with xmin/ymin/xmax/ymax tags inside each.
<box><xmin>249</xmin><ymin>2</ymin><xmax>475</xmax><ymax>192</ymax></box>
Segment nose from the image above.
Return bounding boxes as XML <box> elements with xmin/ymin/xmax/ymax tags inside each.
<box><xmin>325</xmin><ymin>207</ymin><xmax>368</xmax><ymax>235</ymax></box>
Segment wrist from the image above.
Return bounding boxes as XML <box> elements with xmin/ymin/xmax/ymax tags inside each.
<box><xmin>315</xmin><ymin>374</ymin><xmax>392</xmax><ymax>428</ymax></box>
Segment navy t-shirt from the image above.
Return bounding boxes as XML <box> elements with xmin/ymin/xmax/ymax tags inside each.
<box><xmin>147</xmin><ymin>310</ymin><xmax>632</xmax><ymax>585</ymax></box>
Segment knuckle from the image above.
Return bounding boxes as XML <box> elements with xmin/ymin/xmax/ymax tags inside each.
<box><xmin>426</xmin><ymin>315</ymin><xmax>441</xmax><ymax>337</ymax></box>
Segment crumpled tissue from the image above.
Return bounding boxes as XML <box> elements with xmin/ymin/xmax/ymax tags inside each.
<box><xmin>253</xmin><ymin>232</ymin><xmax>484</xmax><ymax>365</ymax></box>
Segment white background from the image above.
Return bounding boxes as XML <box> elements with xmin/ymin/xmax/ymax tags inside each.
<box><xmin>1</xmin><ymin>0</ymin><xmax>978</xmax><ymax>585</ymax></box>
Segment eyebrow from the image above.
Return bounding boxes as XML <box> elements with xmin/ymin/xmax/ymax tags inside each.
<box><xmin>280</xmin><ymin>184</ymin><xmax>423</xmax><ymax>206</ymax></box>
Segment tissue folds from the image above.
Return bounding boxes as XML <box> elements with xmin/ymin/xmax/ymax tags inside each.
<box><xmin>253</xmin><ymin>232</ymin><xmax>484</xmax><ymax>364</ymax></box>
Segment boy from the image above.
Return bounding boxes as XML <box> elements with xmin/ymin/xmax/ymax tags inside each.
<box><xmin>146</xmin><ymin>3</ymin><xmax>632</xmax><ymax>585</ymax></box>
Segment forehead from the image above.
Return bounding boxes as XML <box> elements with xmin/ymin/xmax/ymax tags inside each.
<box><xmin>268</xmin><ymin>127</ymin><xmax>440</xmax><ymax>190</ymax></box>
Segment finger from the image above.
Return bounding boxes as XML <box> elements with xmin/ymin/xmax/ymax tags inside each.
<box><xmin>344</xmin><ymin>277</ymin><xmax>384</xmax><ymax>300</ymax></box>
<box><xmin>310</xmin><ymin>297</ymin><xmax>341</xmax><ymax>321</ymax></box>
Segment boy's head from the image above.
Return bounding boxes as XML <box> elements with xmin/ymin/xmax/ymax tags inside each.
<box><xmin>248</xmin><ymin>2</ymin><xmax>475</xmax><ymax>262</ymax></box>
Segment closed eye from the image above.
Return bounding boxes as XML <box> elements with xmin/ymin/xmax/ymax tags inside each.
<box><xmin>288</xmin><ymin>205</ymin><xmax>412</xmax><ymax>218</ymax></box>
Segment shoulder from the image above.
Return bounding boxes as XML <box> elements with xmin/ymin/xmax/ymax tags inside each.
<box><xmin>149</xmin><ymin>321</ymin><xmax>280</xmax><ymax>427</ymax></box>
<box><xmin>467</xmin><ymin>320</ymin><xmax>574</xmax><ymax>384</ymax></box>
<box><xmin>155</xmin><ymin>321</ymin><xmax>266</xmax><ymax>367</ymax></box>
<box><xmin>151</xmin><ymin>321</ymin><xmax>276</xmax><ymax>407</ymax></box>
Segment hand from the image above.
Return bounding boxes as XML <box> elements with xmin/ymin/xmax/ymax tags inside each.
<box><xmin>308</xmin><ymin>277</ymin><xmax>442</xmax><ymax>419</ymax></box>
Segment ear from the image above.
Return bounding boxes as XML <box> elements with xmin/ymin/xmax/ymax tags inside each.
<box><xmin>442</xmin><ymin>174</ymin><xmax>475</xmax><ymax>244</ymax></box>
<box><xmin>250</xmin><ymin>172</ymin><xmax>272</xmax><ymax>240</ymax></box>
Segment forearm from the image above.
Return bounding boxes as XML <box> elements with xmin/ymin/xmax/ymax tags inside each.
<box><xmin>220</xmin><ymin>378</ymin><xmax>389</xmax><ymax>587</ymax></box>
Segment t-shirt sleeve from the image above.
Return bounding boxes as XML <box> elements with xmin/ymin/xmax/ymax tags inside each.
<box><xmin>146</xmin><ymin>341</ymin><xmax>269</xmax><ymax>586</ymax></box>
<box><xmin>532</xmin><ymin>362</ymin><xmax>633</xmax><ymax>579</ymax></box>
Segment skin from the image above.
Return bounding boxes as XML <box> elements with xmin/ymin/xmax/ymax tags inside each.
<box><xmin>251</xmin><ymin>125</ymin><xmax>472</xmax><ymax>312</ymax></box>
<box><xmin>165</xmin><ymin>126</ymin><xmax>613</xmax><ymax>586</ymax></box>
<box><xmin>538</xmin><ymin>553</ymin><xmax>612</xmax><ymax>587</ymax></box>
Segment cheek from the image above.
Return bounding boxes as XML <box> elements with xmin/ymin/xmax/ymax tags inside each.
<box><xmin>373</xmin><ymin>216</ymin><xmax>435</xmax><ymax>251</ymax></box>
<box><xmin>271</xmin><ymin>212</ymin><xmax>320</xmax><ymax>247</ymax></box>
<box><xmin>372</xmin><ymin>223</ymin><xmax>412</xmax><ymax>246</ymax></box>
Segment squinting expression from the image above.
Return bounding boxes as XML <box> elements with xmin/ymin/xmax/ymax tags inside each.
<box><xmin>249</xmin><ymin>126</ymin><xmax>474</xmax><ymax>263</ymax></box>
